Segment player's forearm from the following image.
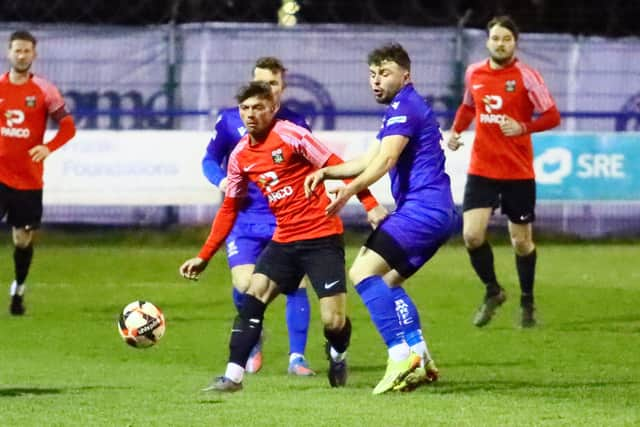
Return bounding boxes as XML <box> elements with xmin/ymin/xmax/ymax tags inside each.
<box><xmin>520</xmin><ymin>106</ymin><xmax>561</xmax><ymax>134</ymax></box>
<box><xmin>45</xmin><ymin>115</ymin><xmax>76</xmax><ymax>151</ymax></box>
<box><xmin>452</xmin><ymin>104</ymin><xmax>475</xmax><ymax>134</ymax></box>
<box><xmin>322</xmin><ymin>154</ymin><xmax>378</xmax><ymax>210</ymax></box>
<box><xmin>321</xmin><ymin>154</ymin><xmax>368</xmax><ymax>180</ymax></box>
<box><xmin>202</xmin><ymin>138</ymin><xmax>229</xmax><ymax>186</ymax></box>
<box><xmin>345</xmin><ymin>152</ymin><xmax>394</xmax><ymax>195</ymax></box>
<box><xmin>197</xmin><ymin>197</ymin><xmax>240</xmax><ymax>261</ymax></box>
<box><xmin>202</xmin><ymin>156</ymin><xmax>226</xmax><ymax>187</ymax></box>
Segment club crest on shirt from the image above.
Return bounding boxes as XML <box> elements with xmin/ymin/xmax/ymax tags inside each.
<box><xmin>271</xmin><ymin>148</ymin><xmax>284</xmax><ymax>164</ymax></box>
<box><xmin>25</xmin><ymin>96</ymin><xmax>37</xmax><ymax>108</ymax></box>
<box><xmin>505</xmin><ymin>80</ymin><xmax>516</xmax><ymax>92</ymax></box>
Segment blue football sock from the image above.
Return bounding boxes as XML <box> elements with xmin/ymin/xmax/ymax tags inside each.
<box><xmin>232</xmin><ymin>287</ymin><xmax>245</xmax><ymax>313</ymax></box>
<box><xmin>390</xmin><ymin>286</ymin><xmax>423</xmax><ymax>346</ymax></box>
<box><xmin>355</xmin><ymin>275</ymin><xmax>405</xmax><ymax>348</ymax></box>
<box><xmin>286</xmin><ymin>287</ymin><xmax>310</xmax><ymax>356</ymax></box>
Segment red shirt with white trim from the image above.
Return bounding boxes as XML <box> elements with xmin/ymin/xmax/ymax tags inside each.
<box><xmin>460</xmin><ymin>59</ymin><xmax>557</xmax><ymax>179</ymax></box>
<box><xmin>226</xmin><ymin>119</ymin><xmax>343</xmax><ymax>243</ymax></box>
<box><xmin>0</xmin><ymin>72</ymin><xmax>68</xmax><ymax>189</ymax></box>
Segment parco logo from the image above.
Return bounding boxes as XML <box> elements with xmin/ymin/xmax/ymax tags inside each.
<box><xmin>1</xmin><ymin>109</ymin><xmax>30</xmax><ymax>138</ymax></box>
<box><xmin>5</xmin><ymin>109</ymin><xmax>25</xmax><ymax>127</ymax></box>
<box><xmin>483</xmin><ymin>95</ymin><xmax>503</xmax><ymax>113</ymax></box>
<box><xmin>257</xmin><ymin>171</ymin><xmax>280</xmax><ymax>193</ymax></box>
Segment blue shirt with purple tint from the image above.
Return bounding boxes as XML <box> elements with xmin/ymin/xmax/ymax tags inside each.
<box><xmin>376</xmin><ymin>83</ymin><xmax>454</xmax><ymax>213</ymax></box>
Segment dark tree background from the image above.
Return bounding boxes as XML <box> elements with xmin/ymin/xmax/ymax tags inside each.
<box><xmin>1</xmin><ymin>0</ymin><xmax>638</xmax><ymax>37</ymax></box>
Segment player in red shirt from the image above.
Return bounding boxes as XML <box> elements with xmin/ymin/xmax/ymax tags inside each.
<box><xmin>179</xmin><ymin>81</ymin><xmax>384</xmax><ymax>392</ymax></box>
<box><xmin>447</xmin><ymin>16</ymin><xmax>560</xmax><ymax>328</ymax></box>
<box><xmin>0</xmin><ymin>30</ymin><xmax>76</xmax><ymax>315</ymax></box>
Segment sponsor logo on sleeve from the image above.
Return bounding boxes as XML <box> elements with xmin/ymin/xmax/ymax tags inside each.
<box><xmin>386</xmin><ymin>115</ymin><xmax>407</xmax><ymax>126</ymax></box>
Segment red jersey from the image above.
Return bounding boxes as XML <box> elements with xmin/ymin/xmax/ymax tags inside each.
<box><xmin>0</xmin><ymin>72</ymin><xmax>68</xmax><ymax>189</ymax></box>
<box><xmin>226</xmin><ymin>119</ymin><xmax>343</xmax><ymax>243</ymax></box>
<box><xmin>461</xmin><ymin>59</ymin><xmax>556</xmax><ymax>179</ymax></box>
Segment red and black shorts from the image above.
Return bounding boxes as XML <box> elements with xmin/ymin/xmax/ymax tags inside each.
<box><xmin>0</xmin><ymin>182</ymin><xmax>43</xmax><ymax>229</ymax></box>
<box><xmin>254</xmin><ymin>234</ymin><xmax>346</xmax><ymax>298</ymax></box>
<box><xmin>463</xmin><ymin>174</ymin><xmax>536</xmax><ymax>224</ymax></box>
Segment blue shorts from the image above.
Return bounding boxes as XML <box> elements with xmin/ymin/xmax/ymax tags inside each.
<box><xmin>365</xmin><ymin>205</ymin><xmax>460</xmax><ymax>278</ymax></box>
<box><xmin>225</xmin><ymin>222</ymin><xmax>276</xmax><ymax>268</ymax></box>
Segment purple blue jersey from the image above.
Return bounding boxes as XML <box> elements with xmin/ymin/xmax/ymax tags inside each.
<box><xmin>374</xmin><ymin>84</ymin><xmax>459</xmax><ymax>274</ymax></box>
<box><xmin>376</xmin><ymin>83</ymin><xmax>455</xmax><ymax>214</ymax></box>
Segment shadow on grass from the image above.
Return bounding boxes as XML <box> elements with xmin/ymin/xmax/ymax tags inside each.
<box><xmin>196</xmin><ymin>399</ymin><xmax>225</xmax><ymax>405</ymax></box>
<box><xmin>0</xmin><ymin>387</ymin><xmax>62</xmax><ymax>397</ymax></box>
<box><xmin>425</xmin><ymin>379</ymin><xmax>640</xmax><ymax>395</ymax></box>
<box><xmin>351</xmin><ymin>359</ymin><xmax>528</xmax><ymax>374</ymax></box>
<box><xmin>0</xmin><ymin>385</ymin><xmax>135</xmax><ymax>398</ymax></box>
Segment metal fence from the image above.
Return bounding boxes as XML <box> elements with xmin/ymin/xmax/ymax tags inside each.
<box><xmin>2</xmin><ymin>23</ymin><xmax>637</xmax><ymax>132</ymax></box>
<box><xmin>2</xmin><ymin>0</ymin><xmax>640</xmax><ymax>37</ymax></box>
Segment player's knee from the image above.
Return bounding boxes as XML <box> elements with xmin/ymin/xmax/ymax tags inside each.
<box><xmin>463</xmin><ymin>230</ymin><xmax>484</xmax><ymax>249</ymax></box>
<box><xmin>231</xmin><ymin>271</ymin><xmax>252</xmax><ymax>293</ymax></box>
<box><xmin>244</xmin><ymin>277</ymin><xmax>272</xmax><ymax>303</ymax></box>
<box><xmin>12</xmin><ymin>229</ymin><xmax>33</xmax><ymax>248</ymax></box>
<box><xmin>511</xmin><ymin>235</ymin><xmax>534</xmax><ymax>255</ymax></box>
<box><xmin>319</xmin><ymin>306</ymin><xmax>345</xmax><ymax>331</ymax></box>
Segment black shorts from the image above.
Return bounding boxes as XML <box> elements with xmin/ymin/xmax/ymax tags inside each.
<box><xmin>0</xmin><ymin>182</ymin><xmax>43</xmax><ymax>229</ymax></box>
<box><xmin>254</xmin><ymin>234</ymin><xmax>346</xmax><ymax>298</ymax></box>
<box><xmin>364</xmin><ymin>227</ymin><xmax>416</xmax><ymax>278</ymax></box>
<box><xmin>462</xmin><ymin>174</ymin><xmax>536</xmax><ymax>224</ymax></box>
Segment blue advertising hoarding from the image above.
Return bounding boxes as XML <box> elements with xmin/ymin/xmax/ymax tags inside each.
<box><xmin>534</xmin><ymin>133</ymin><xmax>640</xmax><ymax>200</ymax></box>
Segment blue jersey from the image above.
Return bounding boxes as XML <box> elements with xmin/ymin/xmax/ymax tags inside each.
<box><xmin>202</xmin><ymin>106</ymin><xmax>310</xmax><ymax>224</ymax></box>
<box><xmin>376</xmin><ymin>84</ymin><xmax>454</xmax><ymax>214</ymax></box>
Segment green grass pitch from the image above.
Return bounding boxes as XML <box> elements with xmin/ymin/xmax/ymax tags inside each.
<box><xmin>0</xmin><ymin>229</ymin><xmax>638</xmax><ymax>426</ymax></box>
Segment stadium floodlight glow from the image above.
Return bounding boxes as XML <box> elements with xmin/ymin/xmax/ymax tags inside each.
<box><xmin>278</xmin><ymin>0</ymin><xmax>300</xmax><ymax>27</ymax></box>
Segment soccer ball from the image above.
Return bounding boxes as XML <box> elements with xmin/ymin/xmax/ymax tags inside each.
<box><xmin>118</xmin><ymin>300</ymin><xmax>165</xmax><ymax>348</ymax></box>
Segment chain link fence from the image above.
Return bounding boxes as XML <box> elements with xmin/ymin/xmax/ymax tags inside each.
<box><xmin>2</xmin><ymin>0</ymin><xmax>639</xmax><ymax>36</ymax></box>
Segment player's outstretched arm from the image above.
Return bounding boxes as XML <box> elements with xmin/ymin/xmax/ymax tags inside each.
<box><xmin>304</xmin><ymin>141</ymin><xmax>379</xmax><ymax>198</ymax></box>
<box><xmin>325</xmin><ymin>135</ymin><xmax>407</xmax><ymax>216</ymax></box>
<box><xmin>179</xmin><ymin>257</ymin><xmax>208</xmax><ymax>281</ymax></box>
<box><xmin>179</xmin><ymin>196</ymin><xmax>241</xmax><ymax>281</ymax></box>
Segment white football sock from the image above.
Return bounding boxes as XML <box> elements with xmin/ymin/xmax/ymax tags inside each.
<box><xmin>225</xmin><ymin>363</ymin><xmax>245</xmax><ymax>383</ymax></box>
<box><xmin>329</xmin><ymin>346</ymin><xmax>346</xmax><ymax>362</ymax></box>
<box><xmin>289</xmin><ymin>352</ymin><xmax>305</xmax><ymax>363</ymax></box>
<box><xmin>9</xmin><ymin>281</ymin><xmax>25</xmax><ymax>296</ymax></box>
<box><xmin>388</xmin><ymin>342</ymin><xmax>411</xmax><ymax>361</ymax></box>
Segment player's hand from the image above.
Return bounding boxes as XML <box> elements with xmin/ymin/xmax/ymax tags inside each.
<box><xmin>500</xmin><ymin>115</ymin><xmax>525</xmax><ymax>136</ymax></box>
<box><xmin>28</xmin><ymin>145</ymin><xmax>51</xmax><ymax>162</ymax></box>
<box><xmin>446</xmin><ymin>131</ymin><xmax>463</xmax><ymax>151</ymax></box>
<box><xmin>326</xmin><ymin>185</ymin><xmax>354</xmax><ymax>216</ymax></box>
<box><xmin>367</xmin><ymin>204</ymin><xmax>388</xmax><ymax>229</ymax></box>
<box><xmin>179</xmin><ymin>257</ymin><xmax>208</xmax><ymax>281</ymax></box>
<box><xmin>218</xmin><ymin>178</ymin><xmax>228</xmax><ymax>193</ymax></box>
<box><xmin>304</xmin><ymin>169</ymin><xmax>325</xmax><ymax>199</ymax></box>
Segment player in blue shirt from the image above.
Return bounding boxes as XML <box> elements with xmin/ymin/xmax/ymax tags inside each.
<box><xmin>305</xmin><ymin>43</ymin><xmax>459</xmax><ymax>394</ymax></box>
<box><xmin>202</xmin><ymin>57</ymin><xmax>314</xmax><ymax>376</ymax></box>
